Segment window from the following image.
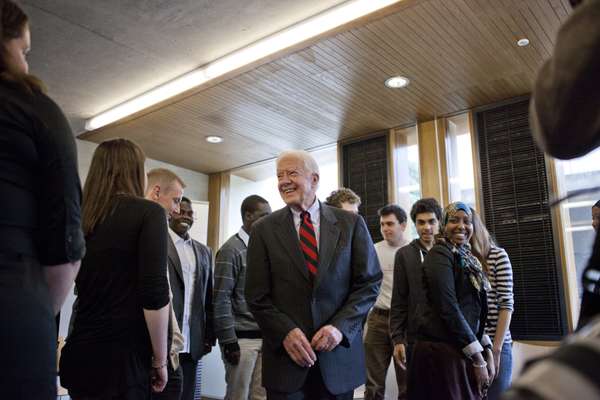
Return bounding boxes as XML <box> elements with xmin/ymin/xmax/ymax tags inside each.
<box><xmin>554</xmin><ymin>147</ymin><xmax>600</xmax><ymax>305</ymax></box>
<box><xmin>227</xmin><ymin>145</ymin><xmax>339</xmax><ymax>238</ymax></box>
<box><xmin>392</xmin><ymin>126</ymin><xmax>421</xmax><ymax>238</ymax></box>
<box><xmin>446</xmin><ymin>113</ymin><xmax>476</xmax><ymax>209</ymax></box>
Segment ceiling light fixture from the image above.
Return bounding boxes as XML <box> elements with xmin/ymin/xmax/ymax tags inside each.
<box><xmin>205</xmin><ymin>135</ymin><xmax>224</xmax><ymax>144</ymax></box>
<box><xmin>385</xmin><ymin>76</ymin><xmax>410</xmax><ymax>88</ymax></box>
<box><xmin>517</xmin><ymin>38</ymin><xmax>530</xmax><ymax>47</ymax></box>
<box><xmin>85</xmin><ymin>0</ymin><xmax>403</xmax><ymax>131</ymax></box>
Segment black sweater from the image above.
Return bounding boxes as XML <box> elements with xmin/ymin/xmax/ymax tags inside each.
<box><xmin>0</xmin><ymin>80</ymin><xmax>84</xmax><ymax>264</ymax></box>
<box><xmin>390</xmin><ymin>239</ymin><xmax>429</xmax><ymax>345</ymax></box>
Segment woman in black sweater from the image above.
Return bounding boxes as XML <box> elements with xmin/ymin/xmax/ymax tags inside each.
<box><xmin>408</xmin><ymin>202</ymin><xmax>494</xmax><ymax>399</ymax></box>
<box><xmin>60</xmin><ymin>139</ymin><xmax>170</xmax><ymax>399</ymax></box>
<box><xmin>1</xmin><ymin>1</ymin><xmax>84</xmax><ymax>398</ymax></box>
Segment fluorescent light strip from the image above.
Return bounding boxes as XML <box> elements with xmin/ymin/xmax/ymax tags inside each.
<box><xmin>86</xmin><ymin>0</ymin><xmax>401</xmax><ymax>130</ymax></box>
<box><xmin>566</xmin><ymin>226</ymin><xmax>593</xmax><ymax>233</ymax></box>
<box><xmin>561</xmin><ymin>200</ymin><xmax>596</xmax><ymax>209</ymax></box>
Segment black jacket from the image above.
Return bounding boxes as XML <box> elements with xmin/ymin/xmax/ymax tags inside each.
<box><xmin>168</xmin><ymin>235</ymin><xmax>215</xmax><ymax>361</ymax></box>
<box><xmin>416</xmin><ymin>243</ymin><xmax>487</xmax><ymax>351</ymax></box>
<box><xmin>390</xmin><ymin>239</ymin><xmax>428</xmax><ymax>345</ymax></box>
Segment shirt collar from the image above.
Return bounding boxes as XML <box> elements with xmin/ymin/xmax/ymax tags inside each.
<box><xmin>237</xmin><ymin>227</ymin><xmax>250</xmax><ymax>247</ymax></box>
<box><xmin>290</xmin><ymin>197</ymin><xmax>320</xmax><ymax>221</ymax></box>
<box><xmin>169</xmin><ymin>227</ymin><xmax>191</xmax><ymax>245</ymax></box>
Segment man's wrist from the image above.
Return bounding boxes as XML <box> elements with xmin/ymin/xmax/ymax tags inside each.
<box><xmin>470</xmin><ymin>351</ymin><xmax>485</xmax><ymax>363</ymax></box>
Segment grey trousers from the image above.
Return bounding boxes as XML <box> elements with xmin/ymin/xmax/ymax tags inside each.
<box><xmin>222</xmin><ymin>338</ymin><xmax>267</xmax><ymax>400</ymax></box>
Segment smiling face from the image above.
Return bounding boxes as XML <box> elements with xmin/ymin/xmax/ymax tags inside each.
<box><xmin>3</xmin><ymin>24</ymin><xmax>30</xmax><ymax>75</ymax></box>
<box><xmin>444</xmin><ymin>210</ymin><xmax>473</xmax><ymax>246</ymax></box>
<box><xmin>276</xmin><ymin>155</ymin><xmax>319</xmax><ymax>210</ymax></box>
<box><xmin>170</xmin><ymin>199</ymin><xmax>194</xmax><ymax>237</ymax></box>
<box><xmin>415</xmin><ymin>211</ymin><xmax>439</xmax><ymax>247</ymax></box>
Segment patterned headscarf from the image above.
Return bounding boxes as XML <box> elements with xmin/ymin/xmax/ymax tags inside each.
<box><xmin>440</xmin><ymin>202</ymin><xmax>490</xmax><ymax>292</ymax></box>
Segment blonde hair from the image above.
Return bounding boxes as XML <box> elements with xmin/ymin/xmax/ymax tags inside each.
<box><xmin>82</xmin><ymin>139</ymin><xmax>146</xmax><ymax>235</ymax></box>
<box><xmin>146</xmin><ymin>168</ymin><xmax>186</xmax><ymax>194</ymax></box>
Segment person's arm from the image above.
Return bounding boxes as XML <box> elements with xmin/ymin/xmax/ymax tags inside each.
<box><xmin>138</xmin><ymin>205</ymin><xmax>171</xmax><ymax>389</ymax></box>
<box><xmin>390</xmin><ymin>249</ymin><xmax>409</xmax><ymax>346</ymax></box>
<box><xmin>203</xmin><ymin>247</ymin><xmax>216</xmax><ymax>352</ymax></box>
<box><xmin>44</xmin><ymin>261</ymin><xmax>80</xmax><ymax>315</ymax></box>
<box><xmin>530</xmin><ymin>0</ymin><xmax>600</xmax><ymax>159</ymax></box>
<box><xmin>491</xmin><ymin>249</ymin><xmax>514</xmax><ymax>356</ymax></box>
<box><xmin>327</xmin><ymin>216</ymin><xmax>383</xmax><ymax>345</ymax></box>
<box><xmin>144</xmin><ymin>306</ymin><xmax>170</xmax><ymax>362</ymax></box>
<box><xmin>213</xmin><ymin>246</ymin><xmax>239</xmax><ymax>344</ymax></box>
<box><xmin>214</xmin><ymin>245</ymin><xmax>242</xmax><ymax>364</ymax></box>
<box><xmin>245</xmin><ymin>221</ymin><xmax>298</xmax><ymax>349</ymax></box>
<box><xmin>390</xmin><ymin>249</ymin><xmax>409</xmax><ymax>368</ymax></box>
<box><xmin>36</xmin><ymin>97</ymin><xmax>85</xmax><ymax>314</ymax></box>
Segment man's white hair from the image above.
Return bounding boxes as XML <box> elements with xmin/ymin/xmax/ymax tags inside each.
<box><xmin>276</xmin><ymin>150</ymin><xmax>320</xmax><ymax>176</ymax></box>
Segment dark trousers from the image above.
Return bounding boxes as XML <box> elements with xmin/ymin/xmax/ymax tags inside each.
<box><xmin>364</xmin><ymin>309</ymin><xmax>406</xmax><ymax>400</ymax></box>
<box><xmin>266</xmin><ymin>364</ymin><xmax>353</xmax><ymax>400</ymax></box>
<box><xmin>0</xmin><ymin>254</ymin><xmax>56</xmax><ymax>400</ymax></box>
<box><xmin>152</xmin><ymin>362</ymin><xmax>183</xmax><ymax>400</ymax></box>
<box><xmin>180</xmin><ymin>353</ymin><xmax>198</xmax><ymax>400</ymax></box>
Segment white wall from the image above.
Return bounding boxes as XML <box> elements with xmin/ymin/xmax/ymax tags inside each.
<box><xmin>76</xmin><ymin>139</ymin><xmax>209</xmax><ymax>201</ymax></box>
<box><xmin>59</xmin><ymin>139</ymin><xmax>210</xmax><ymax>339</ymax></box>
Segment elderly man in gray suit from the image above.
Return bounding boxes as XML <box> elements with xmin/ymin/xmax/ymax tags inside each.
<box><xmin>246</xmin><ymin>150</ymin><xmax>382</xmax><ymax>400</ymax></box>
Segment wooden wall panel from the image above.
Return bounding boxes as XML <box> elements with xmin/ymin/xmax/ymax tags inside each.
<box><xmin>418</xmin><ymin>118</ymin><xmax>448</xmax><ymax>206</ymax></box>
<box><xmin>207</xmin><ymin>172</ymin><xmax>230</xmax><ymax>251</ymax></box>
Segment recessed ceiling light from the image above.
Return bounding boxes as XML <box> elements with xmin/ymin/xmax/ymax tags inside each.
<box><xmin>205</xmin><ymin>135</ymin><xmax>223</xmax><ymax>143</ymax></box>
<box><xmin>517</xmin><ymin>38</ymin><xmax>530</xmax><ymax>47</ymax></box>
<box><xmin>385</xmin><ymin>76</ymin><xmax>410</xmax><ymax>88</ymax></box>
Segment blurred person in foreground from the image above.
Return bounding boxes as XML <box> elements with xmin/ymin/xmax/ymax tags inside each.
<box><xmin>504</xmin><ymin>0</ymin><xmax>600</xmax><ymax>398</ymax></box>
<box><xmin>0</xmin><ymin>0</ymin><xmax>84</xmax><ymax>397</ymax></box>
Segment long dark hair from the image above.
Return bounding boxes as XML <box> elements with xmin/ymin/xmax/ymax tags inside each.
<box><xmin>82</xmin><ymin>139</ymin><xmax>146</xmax><ymax>235</ymax></box>
<box><xmin>0</xmin><ymin>0</ymin><xmax>44</xmax><ymax>92</ymax></box>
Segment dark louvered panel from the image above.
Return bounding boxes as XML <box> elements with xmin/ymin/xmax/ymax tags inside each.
<box><xmin>342</xmin><ymin>135</ymin><xmax>388</xmax><ymax>243</ymax></box>
<box><xmin>476</xmin><ymin>98</ymin><xmax>568</xmax><ymax>341</ymax></box>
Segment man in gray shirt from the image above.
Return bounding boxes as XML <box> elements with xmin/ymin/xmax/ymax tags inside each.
<box><xmin>214</xmin><ymin>195</ymin><xmax>271</xmax><ymax>400</ymax></box>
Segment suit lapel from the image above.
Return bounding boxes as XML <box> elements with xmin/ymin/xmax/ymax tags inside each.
<box><xmin>315</xmin><ymin>204</ymin><xmax>340</xmax><ymax>289</ymax></box>
<box><xmin>168</xmin><ymin>235</ymin><xmax>184</xmax><ymax>284</ymax></box>
<box><xmin>275</xmin><ymin>207</ymin><xmax>310</xmax><ymax>283</ymax></box>
<box><xmin>191</xmin><ymin>242</ymin><xmax>205</xmax><ymax>307</ymax></box>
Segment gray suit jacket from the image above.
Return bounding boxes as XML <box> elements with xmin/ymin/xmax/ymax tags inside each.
<box><xmin>168</xmin><ymin>235</ymin><xmax>215</xmax><ymax>361</ymax></box>
<box><xmin>245</xmin><ymin>203</ymin><xmax>382</xmax><ymax>394</ymax></box>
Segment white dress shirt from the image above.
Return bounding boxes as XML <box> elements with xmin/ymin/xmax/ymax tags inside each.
<box><xmin>169</xmin><ymin>228</ymin><xmax>197</xmax><ymax>354</ymax></box>
<box><xmin>238</xmin><ymin>227</ymin><xmax>250</xmax><ymax>247</ymax></box>
<box><xmin>290</xmin><ymin>198</ymin><xmax>321</xmax><ymax>250</ymax></box>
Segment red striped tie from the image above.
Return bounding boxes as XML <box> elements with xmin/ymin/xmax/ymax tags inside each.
<box><xmin>299</xmin><ymin>211</ymin><xmax>319</xmax><ymax>277</ymax></box>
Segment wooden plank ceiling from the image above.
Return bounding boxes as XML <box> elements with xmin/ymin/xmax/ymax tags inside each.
<box><xmin>80</xmin><ymin>0</ymin><xmax>571</xmax><ymax>174</ymax></box>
